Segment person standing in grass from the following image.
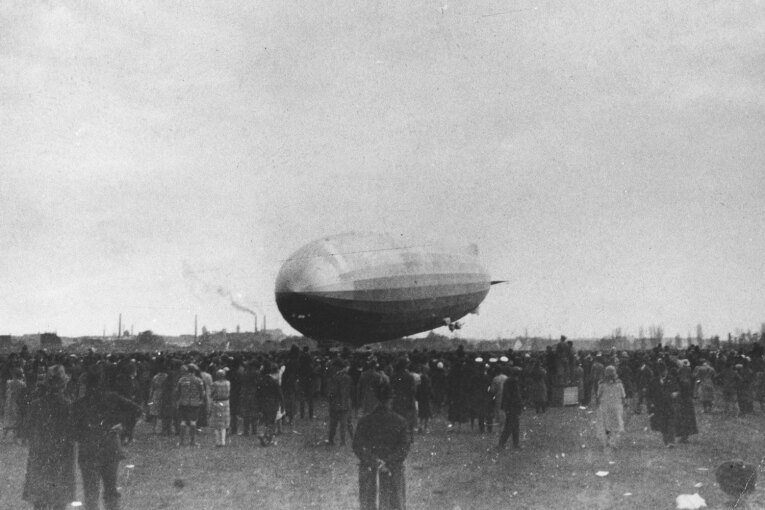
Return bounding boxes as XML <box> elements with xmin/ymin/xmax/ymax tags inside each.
<box><xmin>675</xmin><ymin>362</ymin><xmax>698</xmax><ymax>443</ymax></box>
<box><xmin>22</xmin><ymin>365</ymin><xmax>76</xmax><ymax>510</ymax></box>
<box><xmin>498</xmin><ymin>366</ymin><xmax>524</xmax><ymax>449</ymax></box>
<box><xmin>693</xmin><ymin>360</ymin><xmax>716</xmax><ymax>413</ymax></box>
<box><xmin>210</xmin><ymin>369</ymin><xmax>231</xmax><ymax>447</ymax></box>
<box><xmin>415</xmin><ymin>364</ymin><xmax>433</xmax><ymax>433</ymax></box>
<box><xmin>3</xmin><ymin>367</ymin><xmax>26</xmax><ymax>442</ymax></box>
<box><xmin>256</xmin><ymin>361</ymin><xmax>283</xmax><ymax>446</ymax></box>
<box><xmin>647</xmin><ymin>363</ymin><xmax>678</xmax><ymax>448</ymax></box>
<box><xmin>327</xmin><ymin>358</ymin><xmax>353</xmax><ymax>446</ymax></box>
<box><xmin>353</xmin><ymin>382</ymin><xmax>411</xmax><ymax>510</ymax></box>
<box><xmin>390</xmin><ymin>357</ymin><xmax>417</xmax><ymax>441</ymax></box>
<box><xmin>528</xmin><ymin>359</ymin><xmax>548</xmax><ymax>415</ymax></box>
<box><xmin>595</xmin><ymin>366</ymin><xmax>625</xmax><ymax>450</ymax></box>
<box><xmin>72</xmin><ymin>363</ymin><xmax>143</xmax><ymax>510</ymax></box>
<box><xmin>175</xmin><ymin>364</ymin><xmax>206</xmax><ymax>447</ymax></box>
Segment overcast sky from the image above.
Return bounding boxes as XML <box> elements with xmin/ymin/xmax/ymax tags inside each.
<box><xmin>2</xmin><ymin>0</ymin><xmax>763</xmax><ymax>340</ymax></box>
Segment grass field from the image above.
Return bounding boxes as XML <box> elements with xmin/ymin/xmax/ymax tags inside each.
<box><xmin>3</xmin><ymin>401</ymin><xmax>765</xmax><ymax>509</ymax></box>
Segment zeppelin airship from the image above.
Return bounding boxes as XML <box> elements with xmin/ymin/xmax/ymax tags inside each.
<box><xmin>275</xmin><ymin>232</ymin><xmax>500</xmax><ymax>345</ymax></box>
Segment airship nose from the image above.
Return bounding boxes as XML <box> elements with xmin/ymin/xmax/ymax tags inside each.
<box><xmin>274</xmin><ymin>255</ymin><xmax>343</xmax><ymax>295</ymax></box>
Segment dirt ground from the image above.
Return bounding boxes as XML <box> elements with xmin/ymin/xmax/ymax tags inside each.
<box><xmin>2</xmin><ymin>401</ymin><xmax>765</xmax><ymax>510</ymax></box>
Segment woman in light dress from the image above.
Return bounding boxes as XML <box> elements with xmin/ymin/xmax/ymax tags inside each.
<box><xmin>596</xmin><ymin>365</ymin><xmax>626</xmax><ymax>450</ymax></box>
<box><xmin>210</xmin><ymin>369</ymin><xmax>231</xmax><ymax>447</ymax></box>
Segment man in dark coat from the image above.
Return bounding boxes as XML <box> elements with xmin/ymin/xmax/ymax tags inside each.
<box><xmin>327</xmin><ymin>358</ymin><xmax>353</xmax><ymax>446</ymax></box>
<box><xmin>255</xmin><ymin>361</ymin><xmax>284</xmax><ymax>446</ymax></box>
<box><xmin>647</xmin><ymin>363</ymin><xmax>678</xmax><ymax>447</ymax></box>
<box><xmin>297</xmin><ymin>347</ymin><xmax>315</xmax><ymax>419</ymax></box>
<box><xmin>390</xmin><ymin>358</ymin><xmax>417</xmax><ymax>441</ymax></box>
<box><xmin>357</xmin><ymin>359</ymin><xmax>389</xmax><ymax>416</ymax></box>
<box><xmin>498</xmin><ymin>366</ymin><xmax>524</xmax><ymax>449</ymax></box>
<box><xmin>352</xmin><ymin>382</ymin><xmax>411</xmax><ymax>510</ymax></box>
<box><xmin>23</xmin><ymin>365</ymin><xmax>76</xmax><ymax>510</ymax></box>
<box><xmin>71</xmin><ymin>364</ymin><xmax>143</xmax><ymax>510</ymax></box>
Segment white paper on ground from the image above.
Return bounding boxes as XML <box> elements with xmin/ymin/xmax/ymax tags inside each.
<box><xmin>676</xmin><ymin>493</ymin><xmax>707</xmax><ymax>509</ymax></box>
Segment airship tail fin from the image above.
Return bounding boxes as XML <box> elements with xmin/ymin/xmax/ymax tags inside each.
<box><xmin>490</xmin><ymin>280</ymin><xmax>506</xmax><ymax>285</ymax></box>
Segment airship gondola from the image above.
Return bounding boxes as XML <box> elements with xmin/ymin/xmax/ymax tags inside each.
<box><xmin>275</xmin><ymin>232</ymin><xmax>499</xmax><ymax>345</ymax></box>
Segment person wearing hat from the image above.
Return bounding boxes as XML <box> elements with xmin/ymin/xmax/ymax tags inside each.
<box><xmin>327</xmin><ymin>358</ymin><xmax>353</xmax><ymax>446</ymax></box>
<box><xmin>71</xmin><ymin>363</ymin><xmax>143</xmax><ymax>510</ymax></box>
<box><xmin>498</xmin><ymin>366</ymin><xmax>524</xmax><ymax>449</ymax></box>
<box><xmin>352</xmin><ymin>381</ymin><xmax>411</xmax><ymax>510</ymax></box>
<box><xmin>22</xmin><ymin>365</ymin><xmax>76</xmax><ymax>510</ymax></box>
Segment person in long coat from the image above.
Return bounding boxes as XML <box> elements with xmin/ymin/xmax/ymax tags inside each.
<box><xmin>498</xmin><ymin>366</ymin><xmax>524</xmax><ymax>449</ymax></box>
<box><xmin>23</xmin><ymin>365</ymin><xmax>76</xmax><ymax>510</ymax></box>
<box><xmin>71</xmin><ymin>364</ymin><xmax>143</xmax><ymax>510</ymax></box>
<box><xmin>415</xmin><ymin>364</ymin><xmax>433</xmax><ymax>433</ymax></box>
<box><xmin>647</xmin><ymin>363</ymin><xmax>678</xmax><ymax>447</ymax></box>
<box><xmin>693</xmin><ymin>360</ymin><xmax>716</xmax><ymax>413</ymax></box>
<box><xmin>352</xmin><ymin>382</ymin><xmax>411</xmax><ymax>510</ymax></box>
<box><xmin>595</xmin><ymin>366</ymin><xmax>626</xmax><ymax>450</ymax></box>
<box><xmin>446</xmin><ymin>360</ymin><xmax>469</xmax><ymax>430</ymax></box>
<box><xmin>390</xmin><ymin>358</ymin><xmax>417</xmax><ymax>440</ymax></box>
<box><xmin>529</xmin><ymin>361</ymin><xmax>548</xmax><ymax>415</ymax></box>
<box><xmin>358</xmin><ymin>359</ymin><xmax>389</xmax><ymax>416</ymax></box>
<box><xmin>160</xmin><ymin>360</ymin><xmax>181</xmax><ymax>435</ymax></box>
<box><xmin>114</xmin><ymin>361</ymin><xmax>139</xmax><ymax>445</ymax></box>
<box><xmin>210</xmin><ymin>369</ymin><xmax>231</xmax><ymax>447</ymax></box>
<box><xmin>734</xmin><ymin>363</ymin><xmax>755</xmax><ymax>415</ymax></box>
<box><xmin>327</xmin><ymin>359</ymin><xmax>353</xmax><ymax>446</ymax></box>
<box><xmin>4</xmin><ymin>367</ymin><xmax>27</xmax><ymax>442</ymax></box>
<box><xmin>675</xmin><ymin>363</ymin><xmax>698</xmax><ymax>443</ymax></box>
<box><xmin>239</xmin><ymin>361</ymin><xmax>261</xmax><ymax>437</ymax></box>
<box><xmin>256</xmin><ymin>362</ymin><xmax>284</xmax><ymax>446</ymax></box>
<box><xmin>147</xmin><ymin>364</ymin><xmax>168</xmax><ymax>433</ymax></box>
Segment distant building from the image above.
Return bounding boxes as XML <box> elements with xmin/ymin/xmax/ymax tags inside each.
<box><xmin>0</xmin><ymin>335</ymin><xmax>12</xmax><ymax>350</ymax></box>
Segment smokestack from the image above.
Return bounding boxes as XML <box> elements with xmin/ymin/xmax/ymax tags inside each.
<box><xmin>118</xmin><ymin>314</ymin><xmax>122</xmax><ymax>339</ymax></box>
<box><xmin>195</xmin><ymin>315</ymin><xmax>198</xmax><ymax>340</ymax></box>
<box><xmin>254</xmin><ymin>315</ymin><xmax>258</xmax><ymax>333</ymax></box>
<box><xmin>263</xmin><ymin>315</ymin><xmax>266</xmax><ymax>332</ymax></box>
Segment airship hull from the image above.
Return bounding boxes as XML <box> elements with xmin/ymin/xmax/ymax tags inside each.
<box><xmin>275</xmin><ymin>233</ymin><xmax>492</xmax><ymax>345</ymax></box>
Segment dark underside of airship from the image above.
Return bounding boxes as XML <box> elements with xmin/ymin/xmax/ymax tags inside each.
<box><xmin>275</xmin><ymin>288</ymin><xmax>490</xmax><ymax>345</ymax></box>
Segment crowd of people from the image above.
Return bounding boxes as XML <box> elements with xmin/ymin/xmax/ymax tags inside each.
<box><xmin>2</xmin><ymin>339</ymin><xmax>765</xmax><ymax>509</ymax></box>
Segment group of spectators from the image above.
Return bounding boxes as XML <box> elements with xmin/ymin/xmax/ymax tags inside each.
<box><xmin>3</xmin><ymin>340</ymin><xmax>765</xmax><ymax>509</ymax></box>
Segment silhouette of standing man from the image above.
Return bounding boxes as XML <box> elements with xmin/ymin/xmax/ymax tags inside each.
<box><xmin>352</xmin><ymin>382</ymin><xmax>411</xmax><ymax>510</ymax></box>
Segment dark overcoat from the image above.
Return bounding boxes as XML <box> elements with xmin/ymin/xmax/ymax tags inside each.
<box><xmin>23</xmin><ymin>392</ymin><xmax>76</xmax><ymax>506</ymax></box>
<box><xmin>647</xmin><ymin>375</ymin><xmax>677</xmax><ymax>434</ymax></box>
